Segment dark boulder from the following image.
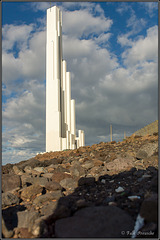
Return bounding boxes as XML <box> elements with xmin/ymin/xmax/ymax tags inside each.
<box><xmin>55</xmin><ymin>206</ymin><xmax>135</xmax><ymax>238</ymax></box>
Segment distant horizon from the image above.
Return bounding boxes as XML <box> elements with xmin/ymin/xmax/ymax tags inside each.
<box><xmin>2</xmin><ymin>118</ymin><xmax>158</xmax><ymax>167</ymax></box>
<box><xmin>2</xmin><ymin>2</ymin><xmax>158</xmax><ymax>165</ymax></box>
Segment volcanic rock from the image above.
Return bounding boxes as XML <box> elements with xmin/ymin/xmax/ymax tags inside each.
<box><xmin>33</xmin><ymin>167</ymin><xmax>47</xmax><ymax>173</ymax></box>
<box><xmin>140</xmin><ymin>193</ymin><xmax>158</xmax><ymax>222</ymax></box>
<box><xmin>13</xmin><ymin>227</ymin><xmax>34</xmax><ymax>238</ymax></box>
<box><xmin>13</xmin><ymin>166</ymin><xmax>24</xmax><ymax>175</ymax></box>
<box><xmin>55</xmin><ymin>206</ymin><xmax>135</xmax><ymax>237</ymax></box>
<box><xmin>21</xmin><ymin>175</ymin><xmax>49</xmax><ymax>187</ymax></box>
<box><xmin>78</xmin><ymin>177</ymin><xmax>95</xmax><ymax>186</ymax></box>
<box><xmin>17</xmin><ymin>211</ymin><xmax>40</xmax><ymax>229</ymax></box>
<box><xmin>136</xmin><ymin>150</ymin><xmax>148</xmax><ymax>160</ymax></box>
<box><xmin>33</xmin><ymin>191</ymin><xmax>63</xmax><ymax>205</ymax></box>
<box><xmin>21</xmin><ymin>184</ymin><xmax>43</xmax><ymax>201</ymax></box>
<box><xmin>24</xmin><ymin>166</ymin><xmax>33</xmax><ymax>174</ymax></box>
<box><xmin>51</xmin><ymin>171</ymin><xmax>71</xmax><ymax>182</ymax></box>
<box><xmin>2</xmin><ymin>133</ymin><xmax>158</xmax><ymax>238</ymax></box>
<box><xmin>17</xmin><ymin>158</ymin><xmax>43</xmax><ymax>170</ymax></box>
<box><xmin>2</xmin><ymin>205</ymin><xmax>26</xmax><ymax>233</ymax></box>
<box><xmin>40</xmin><ymin>202</ymin><xmax>58</xmax><ymax>216</ymax></box>
<box><xmin>105</xmin><ymin>157</ymin><xmax>134</xmax><ymax>173</ymax></box>
<box><xmin>60</xmin><ymin>178</ymin><xmax>78</xmax><ymax>191</ymax></box>
<box><xmin>41</xmin><ymin>173</ymin><xmax>54</xmax><ymax>179</ymax></box>
<box><xmin>149</xmin><ymin>175</ymin><xmax>158</xmax><ymax>193</ymax></box>
<box><xmin>69</xmin><ymin>162</ymin><xmax>85</xmax><ymax>178</ymax></box>
<box><xmin>30</xmin><ymin>215</ymin><xmax>49</xmax><ymax>237</ymax></box>
<box><xmin>136</xmin><ymin>142</ymin><xmax>158</xmax><ymax>159</ymax></box>
<box><xmin>82</xmin><ymin>160</ymin><xmax>94</xmax><ymax>170</ymax></box>
<box><xmin>44</xmin><ymin>181</ymin><xmax>62</xmax><ymax>191</ymax></box>
<box><xmin>2</xmin><ymin>192</ymin><xmax>20</xmax><ymax>208</ymax></box>
<box><xmin>2</xmin><ymin>174</ymin><xmax>21</xmax><ymax>192</ymax></box>
<box><xmin>2</xmin><ymin>216</ymin><xmax>14</xmax><ymax>238</ymax></box>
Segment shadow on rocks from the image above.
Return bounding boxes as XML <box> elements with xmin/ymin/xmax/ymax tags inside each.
<box><xmin>36</xmin><ymin>166</ymin><xmax>158</xmax><ymax>238</ymax></box>
<box><xmin>2</xmin><ymin>205</ymin><xmax>26</xmax><ymax>237</ymax></box>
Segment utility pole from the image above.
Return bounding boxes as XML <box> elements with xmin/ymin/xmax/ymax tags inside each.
<box><xmin>124</xmin><ymin>131</ymin><xmax>126</xmax><ymax>139</ymax></box>
<box><xmin>110</xmin><ymin>124</ymin><xmax>112</xmax><ymax>142</ymax></box>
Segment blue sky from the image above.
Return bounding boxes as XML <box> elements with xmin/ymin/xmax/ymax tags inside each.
<box><xmin>2</xmin><ymin>2</ymin><xmax>158</xmax><ymax>165</ymax></box>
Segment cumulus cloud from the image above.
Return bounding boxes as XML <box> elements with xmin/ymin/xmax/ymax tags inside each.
<box><xmin>32</xmin><ymin>2</ymin><xmax>105</xmax><ymax>17</ymax></box>
<box><xmin>19</xmin><ymin>30</ymin><xmax>46</xmax><ymax>80</ymax></box>
<box><xmin>2</xmin><ymin>80</ymin><xmax>46</xmax><ymax>164</ymax></box>
<box><xmin>62</xmin><ymin>9</ymin><xmax>112</xmax><ymax>38</ymax></box>
<box><xmin>31</xmin><ymin>2</ymin><xmax>50</xmax><ymax>12</ymax></box>
<box><xmin>74</xmin><ymin>24</ymin><xmax>158</xmax><ymax>142</ymax></box>
<box><xmin>2</xmin><ymin>52</ymin><xmax>22</xmax><ymax>87</ymax></box>
<box><xmin>2</xmin><ymin>24</ymin><xmax>34</xmax><ymax>52</ymax></box>
<box><xmin>2</xmin><ymin>27</ymin><xmax>46</xmax><ymax>96</ymax></box>
<box><xmin>117</xmin><ymin>35</ymin><xmax>133</xmax><ymax>47</ymax></box>
<box><xmin>100</xmin><ymin>26</ymin><xmax>158</xmax><ymax>96</ymax></box>
<box><xmin>122</xmin><ymin>26</ymin><xmax>158</xmax><ymax>67</ymax></box>
<box><xmin>94</xmin><ymin>33</ymin><xmax>112</xmax><ymax>46</ymax></box>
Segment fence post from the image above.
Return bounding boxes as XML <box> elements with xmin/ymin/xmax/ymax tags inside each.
<box><xmin>110</xmin><ymin>124</ymin><xmax>112</xmax><ymax>142</ymax></box>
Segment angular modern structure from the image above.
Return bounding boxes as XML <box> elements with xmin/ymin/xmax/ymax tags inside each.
<box><xmin>46</xmin><ymin>6</ymin><xmax>85</xmax><ymax>152</ymax></box>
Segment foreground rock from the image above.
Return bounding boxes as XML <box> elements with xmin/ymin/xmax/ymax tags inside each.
<box><xmin>2</xmin><ymin>174</ymin><xmax>21</xmax><ymax>193</ymax></box>
<box><xmin>2</xmin><ymin>192</ymin><xmax>20</xmax><ymax>208</ymax></box>
<box><xmin>2</xmin><ymin>134</ymin><xmax>158</xmax><ymax>238</ymax></box>
<box><xmin>21</xmin><ymin>184</ymin><xmax>43</xmax><ymax>201</ymax></box>
<box><xmin>55</xmin><ymin>206</ymin><xmax>135</xmax><ymax>237</ymax></box>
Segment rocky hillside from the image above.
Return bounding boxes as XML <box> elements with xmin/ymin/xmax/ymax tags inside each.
<box><xmin>2</xmin><ymin>133</ymin><xmax>158</xmax><ymax>238</ymax></box>
<box><xmin>133</xmin><ymin>120</ymin><xmax>158</xmax><ymax>137</ymax></box>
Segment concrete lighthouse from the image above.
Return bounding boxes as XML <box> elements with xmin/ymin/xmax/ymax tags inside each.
<box><xmin>46</xmin><ymin>6</ymin><xmax>85</xmax><ymax>152</ymax></box>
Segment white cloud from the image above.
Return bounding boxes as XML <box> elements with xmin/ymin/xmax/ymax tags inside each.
<box><xmin>2</xmin><ymin>24</ymin><xmax>34</xmax><ymax>52</ymax></box>
<box><xmin>2</xmin><ymin>147</ymin><xmax>38</xmax><ymax>165</ymax></box>
<box><xmin>31</xmin><ymin>2</ymin><xmax>50</xmax><ymax>12</ymax></box>
<box><xmin>117</xmin><ymin>4</ymin><xmax>147</xmax><ymax>49</ymax></box>
<box><xmin>126</xmin><ymin>11</ymin><xmax>146</xmax><ymax>32</ymax></box>
<box><xmin>62</xmin><ymin>2</ymin><xmax>95</xmax><ymax>11</ymax></box>
<box><xmin>100</xmin><ymin>25</ymin><xmax>158</xmax><ymax>98</ymax></box>
<box><xmin>117</xmin><ymin>35</ymin><xmax>133</xmax><ymax>47</ymax></box>
<box><xmin>94</xmin><ymin>33</ymin><xmax>112</xmax><ymax>46</ymax></box>
<box><xmin>75</xmin><ymin>24</ymin><xmax>158</xmax><ymax>131</ymax></box>
<box><xmin>2</xmin><ymin>52</ymin><xmax>22</xmax><ymax>87</ymax></box>
<box><xmin>138</xmin><ymin>2</ymin><xmax>158</xmax><ymax>17</ymax></box>
<box><xmin>63</xmin><ymin>9</ymin><xmax>112</xmax><ymax>38</ymax></box>
<box><xmin>116</xmin><ymin>2</ymin><xmax>158</xmax><ymax>19</ymax></box>
<box><xmin>62</xmin><ymin>35</ymin><xmax>118</xmax><ymax>102</ymax></box>
<box><xmin>100</xmin><ymin>61</ymin><xmax>157</xmax><ymax>94</ymax></box>
<box><xmin>122</xmin><ymin>26</ymin><xmax>158</xmax><ymax>67</ymax></box>
<box><xmin>31</xmin><ymin>1</ymin><xmax>105</xmax><ymax>17</ymax></box>
<box><xmin>116</xmin><ymin>2</ymin><xmax>131</xmax><ymax>15</ymax></box>
<box><xmin>2</xmin><ymin>80</ymin><xmax>46</xmax><ymax>164</ymax></box>
<box><xmin>2</xmin><ymin>27</ymin><xmax>46</xmax><ymax>95</ymax></box>
<box><xmin>19</xmin><ymin>30</ymin><xmax>46</xmax><ymax>80</ymax></box>
<box><xmin>3</xmin><ymin>80</ymin><xmax>45</xmax><ymax>129</ymax></box>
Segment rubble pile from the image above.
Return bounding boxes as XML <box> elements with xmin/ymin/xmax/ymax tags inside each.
<box><xmin>2</xmin><ymin>134</ymin><xmax>158</xmax><ymax>238</ymax></box>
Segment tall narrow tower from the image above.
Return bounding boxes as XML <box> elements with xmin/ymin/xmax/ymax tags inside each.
<box><xmin>46</xmin><ymin>6</ymin><xmax>62</xmax><ymax>152</ymax></box>
<box><xmin>46</xmin><ymin>6</ymin><xmax>85</xmax><ymax>152</ymax></box>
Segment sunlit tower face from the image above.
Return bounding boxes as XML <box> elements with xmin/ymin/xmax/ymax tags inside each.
<box><xmin>46</xmin><ymin>6</ymin><xmax>85</xmax><ymax>152</ymax></box>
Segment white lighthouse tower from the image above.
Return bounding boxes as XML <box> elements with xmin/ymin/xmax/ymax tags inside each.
<box><xmin>46</xmin><ymin>6</ymin><xmax>85</xmax><ymax>152</ymax></box>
